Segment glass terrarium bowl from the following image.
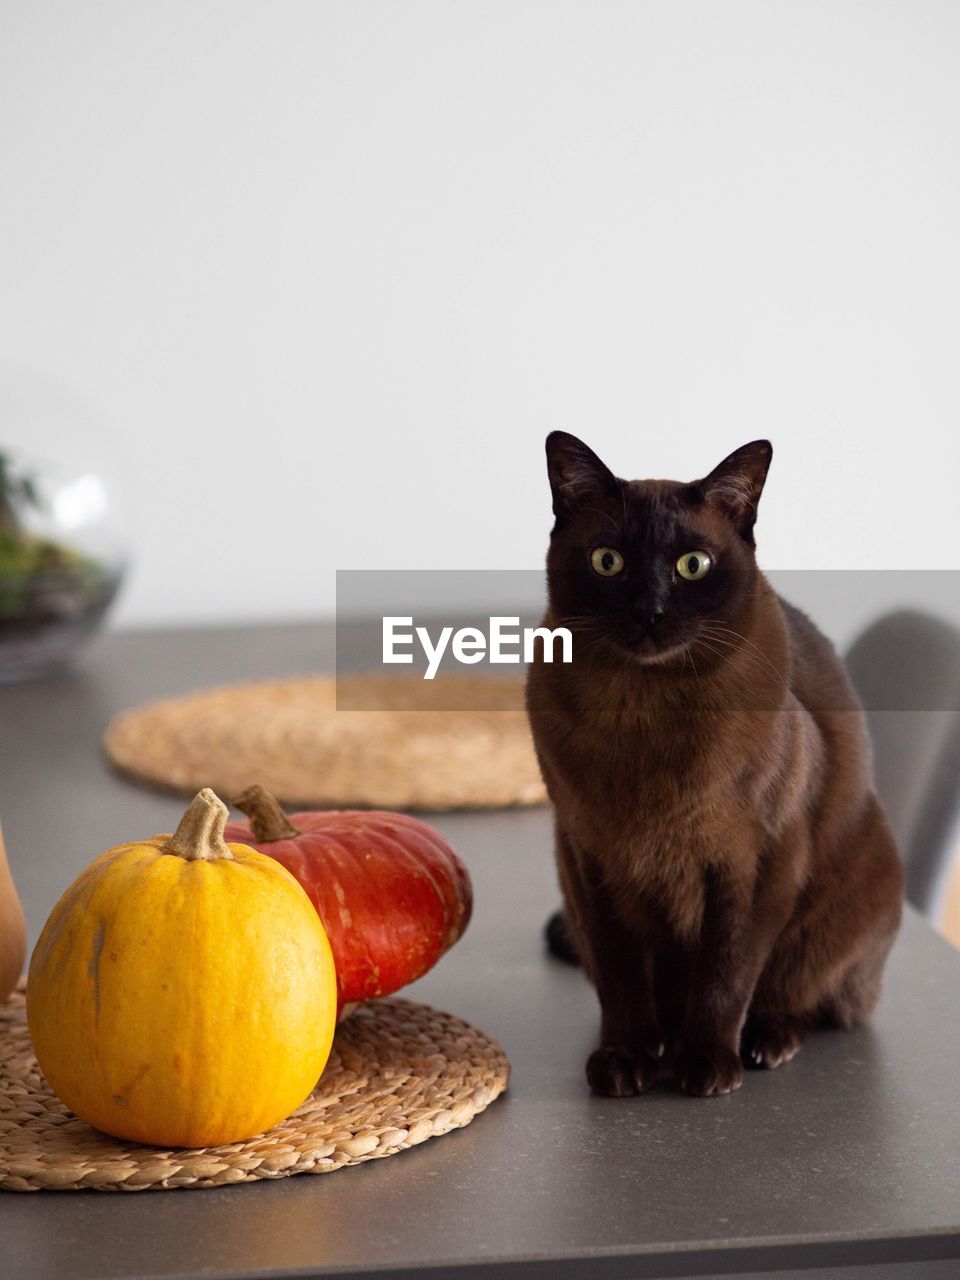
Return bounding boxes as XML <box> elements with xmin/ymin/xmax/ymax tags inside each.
<box><xmin>0</xmin><ymin>447</ymin><xmax>126</xmax><ymax>682</ymax></box>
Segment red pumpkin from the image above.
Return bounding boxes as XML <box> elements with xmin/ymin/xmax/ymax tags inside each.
<box><xmin>225</xmin><ymin>787</ymin><xmax>472</xmax><ymax>1010</ymax></box>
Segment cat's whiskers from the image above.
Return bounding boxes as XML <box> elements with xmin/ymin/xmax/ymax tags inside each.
<box><xmin>551</xmin><ymin>616</ymin><xmax>611</xmax><ymax>656</ymax></box>
<box><xmin>683</xmin><ymin>643</ymin><xmax>699</xmax><ymax>681</ymax></box>
<box><xmin>571</xmin><ymin>630</ymin><xmax>611</xmax><ymax>662</ymax></box>
<box><xmin>697</xmin><ymin>628</ymin><xmax>760</xmax><ymax>668</ymax></box>
<box><xmin>700</xmin><ymin>621</ymin><xmax>785</xmax><ymax>683</ymax></box>
<box><xmin>697</xmin><ymin>631</ymin><xmax>787</xmax><ymax>696</ymax></box>
<box><xmin>552</xmin><ymin>614</ymin><xmax>601</xmax><ymax>628</ymax></box>
<box><xmin>691</xmin><ymin>637</ymin><xmax>732</xmax><ymax>667</ymax></box>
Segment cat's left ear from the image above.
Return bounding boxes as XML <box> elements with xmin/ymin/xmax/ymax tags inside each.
<box><xmin>697</xmin><ymin>440</ymin><xmax>772</xmax><ymax>541</ymax></box>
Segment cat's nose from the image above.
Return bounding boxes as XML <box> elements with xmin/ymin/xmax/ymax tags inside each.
<box><xmin>632</xmin><ymin>600</ymin><xmax>665</xmax><ymax>630</ymax></box>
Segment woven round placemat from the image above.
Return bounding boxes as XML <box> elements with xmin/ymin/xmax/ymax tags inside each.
<box><xmin>0</xmin><ymin>983</ymin><xmax>509</xmax><ymax>1192</ymax></box>
<box><xmin>104</xmin><ymin>674</ymin><xmax>547</xmax><ymax>811</ymax></box>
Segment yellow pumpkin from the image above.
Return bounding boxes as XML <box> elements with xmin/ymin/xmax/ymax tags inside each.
<box><xmin>26</xmin><ymin>789</ymin><xmax>337</xmax><ymax>1148</ymax></box>
<box><xmin>0</xmin><ymin>823</ymin><xmax>27</xmax><ymax>1004</ymax></box>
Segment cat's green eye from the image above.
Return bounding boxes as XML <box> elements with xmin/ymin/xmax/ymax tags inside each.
<box><xmin>591</xmin><ymin>547</ymin><xmax>624</xmax><ymax>577</ymax></box>
<box><xmin>676</xmin><ymin>551</ymin><xmax>712</xmax><ymax>581</ymax></box>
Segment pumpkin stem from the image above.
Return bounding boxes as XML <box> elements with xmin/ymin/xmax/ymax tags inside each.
<box><xmin>161</xmin><ymin>789</ymin><xmax>234</xmax><ymax>861</ymax></box>
<box><xmin>234</xmin><ymin>785</ymin><xmax>301</xmax><ymax>842</ymax></box>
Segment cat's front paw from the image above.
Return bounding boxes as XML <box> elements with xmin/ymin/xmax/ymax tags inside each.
<box><xmin>741</xmin><ymin>1017</ymin><xmax>805</xmax><ymax>1069</ymax></box>
<box><xmin>676</xmin><ymin>1045</ymin><xmax>743</xmax><ymax>1097</ymax></box>
<box><xmin>586</xmin><ymin>1045</ymin><xmax>659</xmax><ymax>1097</ymax></box>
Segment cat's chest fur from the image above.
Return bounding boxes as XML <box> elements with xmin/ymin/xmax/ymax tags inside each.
<box><xmin>527</xmin><ymin>660</ymin><xmax>811</xmax><ymax>940</ymax></box>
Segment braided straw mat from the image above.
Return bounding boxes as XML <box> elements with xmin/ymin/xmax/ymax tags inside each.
<box><xmin>0</xmin><ymin>983</ymin><xmax>509</xmax><ymax>1192</ymax></box>
<box><xmin>104</xmin><ymin>674</ymin><xmax>547</xmax><ymax>811</ymax></box>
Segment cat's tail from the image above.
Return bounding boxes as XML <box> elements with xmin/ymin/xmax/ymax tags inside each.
<box><xmin>544</xmin><ymin>908</ymin><xmax>581</xmax><ymax>965</ymax></box>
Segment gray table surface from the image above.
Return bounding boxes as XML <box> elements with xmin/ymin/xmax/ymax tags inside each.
<box><xmin>1</xmin><ymin>623</ymin><xmax>960</xmax><ymax>1280</ymax></box>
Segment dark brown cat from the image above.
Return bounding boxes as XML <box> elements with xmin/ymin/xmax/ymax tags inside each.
<box><xmin>525</xmin><ymin>433</ymin><xmax>904</xmax><ymax>1098</ymax></box>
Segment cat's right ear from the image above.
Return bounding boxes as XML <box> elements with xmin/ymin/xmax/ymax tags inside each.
<box><xmin>545</xmin><ymin>432</ymin><xmax>619</xmax><ymax>520</ymax></box>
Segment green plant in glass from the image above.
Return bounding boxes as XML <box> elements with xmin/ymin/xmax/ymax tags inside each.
<box><xmin>0</xmin><ymin>450</ymin><xmax>122</xmax><ymax>677</ymax></box>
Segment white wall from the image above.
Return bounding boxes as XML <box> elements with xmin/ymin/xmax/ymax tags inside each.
<box><xmin>2</xmin><ymin>1</ymin><xmax>958</xmax><ymax>637</ymax></box>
